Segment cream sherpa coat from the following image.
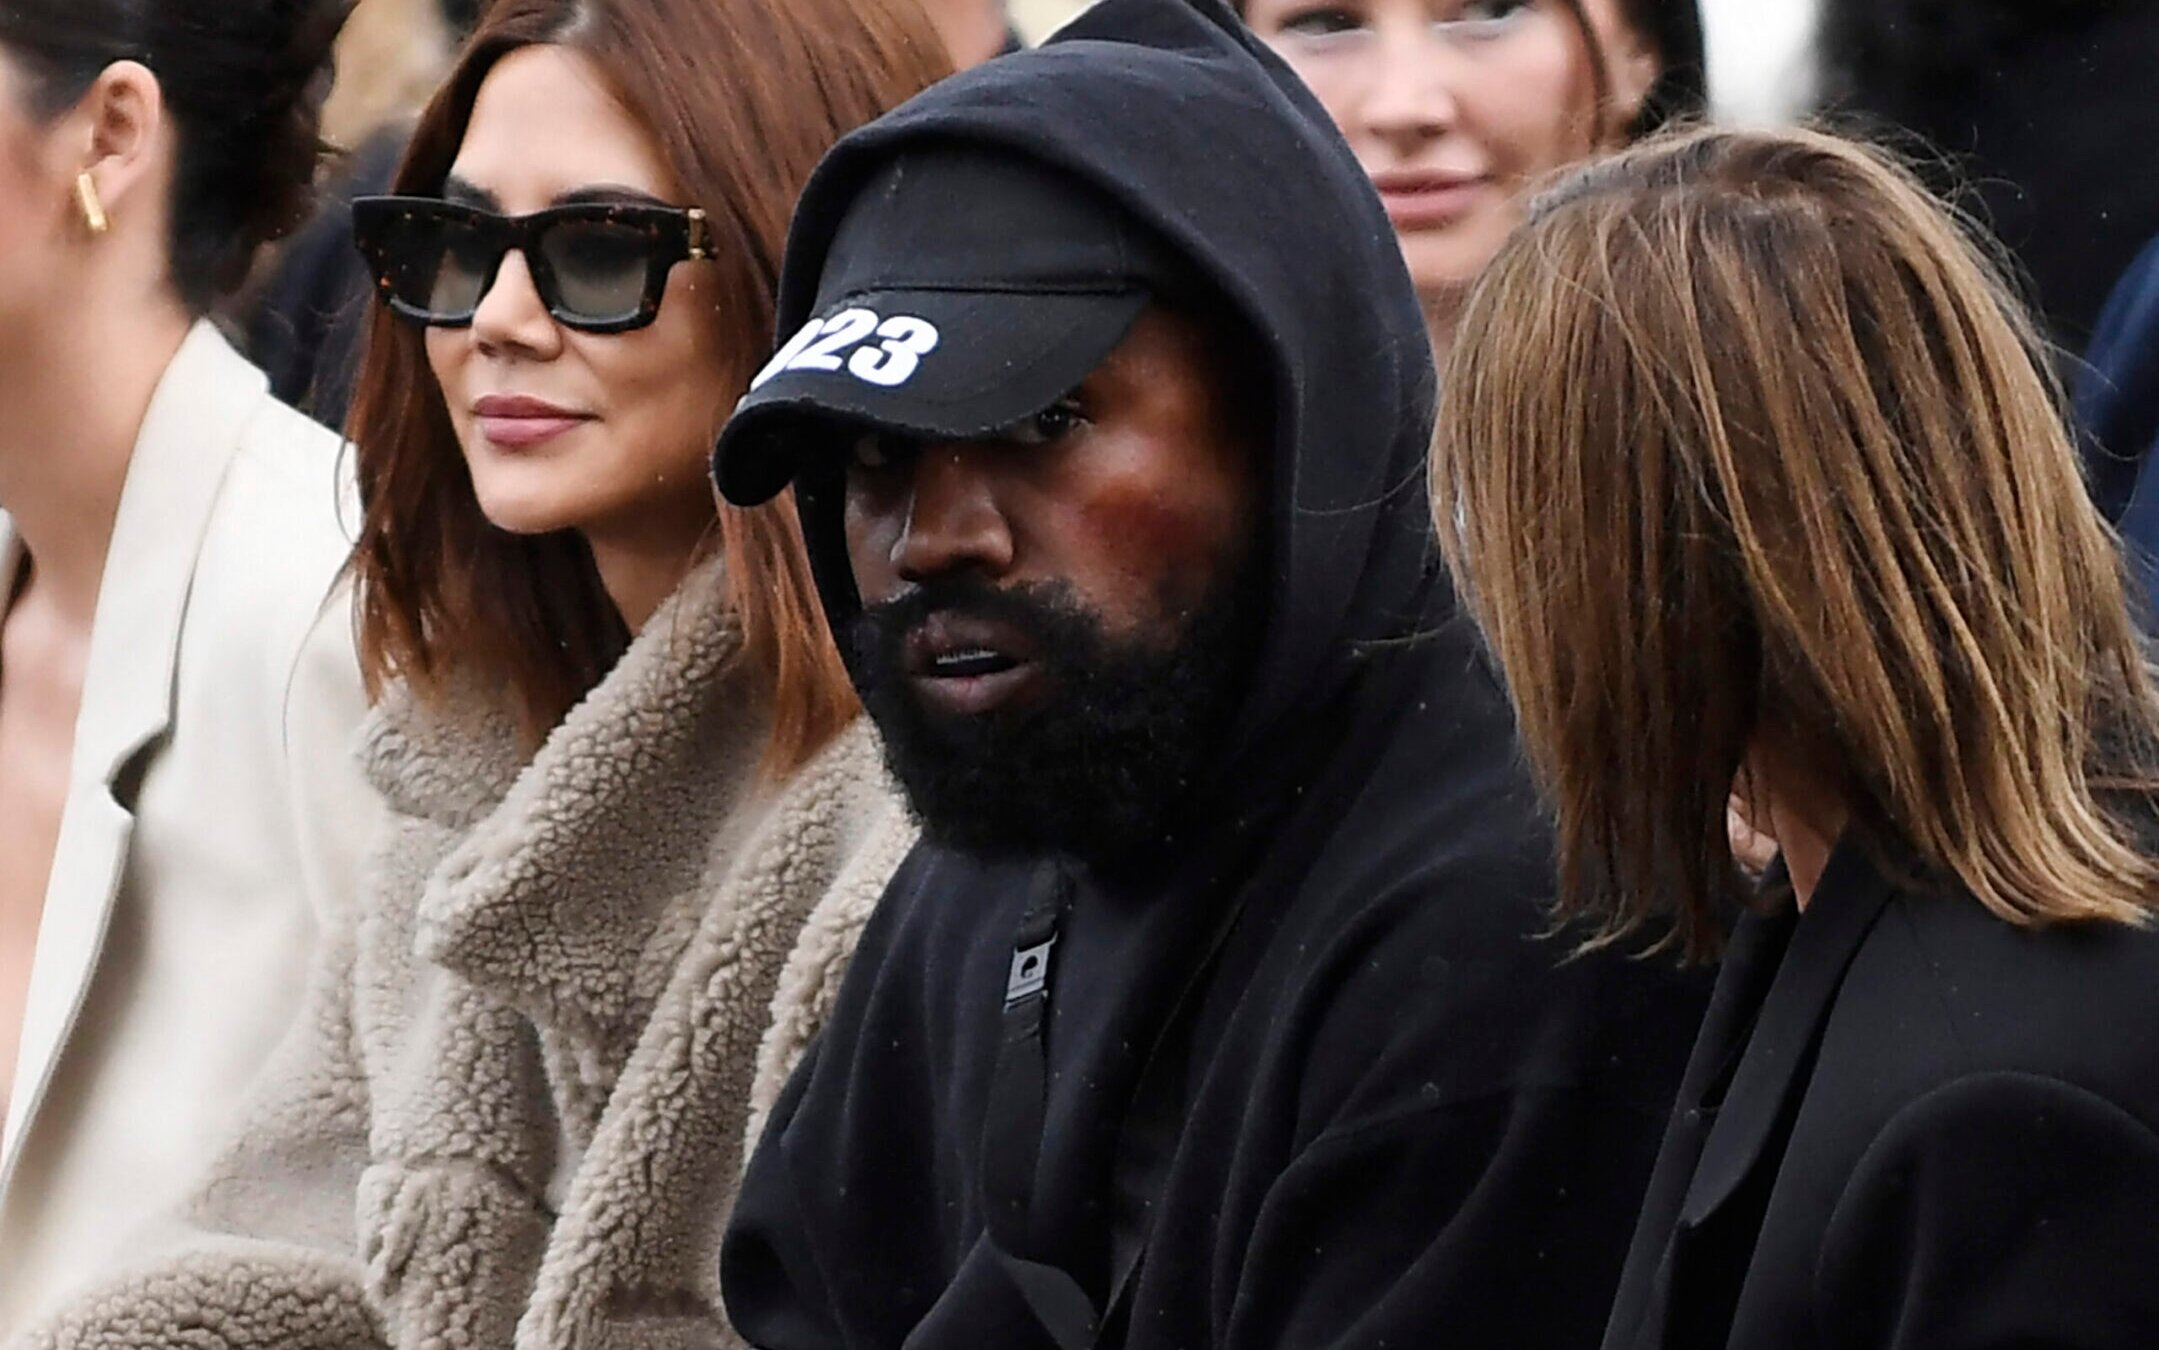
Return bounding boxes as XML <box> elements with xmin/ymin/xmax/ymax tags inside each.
<box><xmin>19</xmin><ymin>558</ymin><xmax>916</xmax><ymax>1349</ymax></box>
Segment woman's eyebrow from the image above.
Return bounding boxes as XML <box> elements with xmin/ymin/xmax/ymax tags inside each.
<box><xmin>554</xmin><ymin>184</ymin><xmax>672</xmax><ymax>208</ymax></box>
<box><xmin>442</xmin><ymin>174</ymin><xmax>498</xmax><ymax>209</ymax></box>
<box><xmin>434</xmin><ymin>176</ymin><xmax>671</xmax><ymax>212</ymax></box>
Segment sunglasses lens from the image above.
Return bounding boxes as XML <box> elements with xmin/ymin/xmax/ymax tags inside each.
<box><xmin>426</xmin><ymin>225</ymin><xmax>497</xmax><ymax>318</ymax></box>
<box><xmin>540</xmin><ymin>220</ymin><xmax>656</xmax><ymax>325</ymax></box>
<box><xmin>358</xmin><ymin>199</ymin><xmax>683</xmax><ymax>331</ymax></box>
<box><xmin>363</xmin><ymin>206</ymin><xmax>497</xmax><ymax>323</ymax></box>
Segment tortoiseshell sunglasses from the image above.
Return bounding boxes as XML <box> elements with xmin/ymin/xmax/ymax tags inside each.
<box><xmin>351</xmin><ymin>196</ymin><xmax>715</xmax><ymax>334</ymax></box>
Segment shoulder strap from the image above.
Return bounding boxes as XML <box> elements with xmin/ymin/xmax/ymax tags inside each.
<box><xmin>980</xmin><ymin>859</ymin><xmax>1259</xmax><ymax>1349</ymax></box>
<box><xmin>981</xmin><ymin>864</ymin><xmax>1100</xmax><ymax>1350</ymax></box>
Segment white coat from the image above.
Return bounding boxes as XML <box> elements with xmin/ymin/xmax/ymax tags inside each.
<box><xmin>0</xmin><ymin>323</ymin><xmax>378</xmax><ymax>1333</ymax></box>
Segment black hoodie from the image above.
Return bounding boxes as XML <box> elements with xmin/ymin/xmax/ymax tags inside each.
<box><xmin>721</xmin><ymin>2</ymin><xmax>1709</xmax><ymax>1345</ymax></box>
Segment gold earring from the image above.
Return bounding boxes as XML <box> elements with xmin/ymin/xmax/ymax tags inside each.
<box><xmin>75</xmin><ymin>172</ymin><xmax>109</xmax><ymax>235</ymax></box>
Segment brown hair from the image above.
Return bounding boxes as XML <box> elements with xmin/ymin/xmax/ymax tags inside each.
<box><xmin>1432</xmin><ymin>125</ymin><xmax>2159</xmax><ymax>960</ymax></box>
<box><xmin>346</xmin><ymin>0</ymin><xmax>948</xmax><ymax>773</ymax></box>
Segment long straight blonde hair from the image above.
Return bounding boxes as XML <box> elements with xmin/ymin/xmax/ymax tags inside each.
<box><xmin>1433</xmin><ymin>125</ymin><xmax>2159</xmax><ymax>960</ymax></box>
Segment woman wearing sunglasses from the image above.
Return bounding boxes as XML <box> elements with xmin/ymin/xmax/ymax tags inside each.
<box><xmin>0</xmin><ymin>0</ymin><xmax>385</xmax><ymax>1333</ymax></box>
<box><xmin>1435</xmin><ymin>125</ymin><xmax>2159</xmax><ymax>1347</ymax></box>
<box><xmin>1238</xmin><ymin>0</ymin><xmax>1706</xmax><ymax>363</ymax></box>
<box><xmin>13</xmin><ymin>0</ymin><xmax>946</xmax><ymax>1346</ymax></box>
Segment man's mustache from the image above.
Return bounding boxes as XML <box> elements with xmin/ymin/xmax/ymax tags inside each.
<box><xmin>849</xmin><ymin>579</ymin><xmax>1096</xmax><ymax>673</ymax></box>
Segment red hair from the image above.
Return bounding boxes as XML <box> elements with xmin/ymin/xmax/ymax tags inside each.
<box><xmin>346</xmin><ymin>0</ymin><xmax>948</xmax><ymax>773</ymax></box>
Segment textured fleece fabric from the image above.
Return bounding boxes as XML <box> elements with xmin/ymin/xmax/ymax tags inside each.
<box><xmin>14</xmin><ymin>557</ymin><xmax>916</xmax><ymax>1350</ymax></box>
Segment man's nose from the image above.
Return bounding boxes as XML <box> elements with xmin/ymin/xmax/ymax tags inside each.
<box><xmin>891</xmin><ymin>442</ymin><xmax>1016</xmax><ymax>583</ymax></box>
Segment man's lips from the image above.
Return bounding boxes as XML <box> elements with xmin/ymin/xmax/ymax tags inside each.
<box><xmin>902</xmin><ymin>612</ymin><xmax>1044</xmax><ymax>716</ymax></box>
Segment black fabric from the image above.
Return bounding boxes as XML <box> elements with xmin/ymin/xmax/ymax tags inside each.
<box><xmin>1818</xmin><ymin>0</ymin><xmax>2159</xmax><ymax>356</ymax></box>
<box><xmin>720</xmin><ymin>2</ymin><xmax>1710</xmax><ymax>1347</ymax></box>
<box><xmin>1603</xmin><ymin>839</ymin><xmax>2159</xmax><ymax>1350</ymax></box>
<box><xmin>977</xmin><ymin>864</ymin><xmax>1096</xmax><ymax>1349</ymax></box>
<box><xmin>975</xmin><ymin>853</ymin><xmax>1259</xmax><ymax>1348</ymax></box>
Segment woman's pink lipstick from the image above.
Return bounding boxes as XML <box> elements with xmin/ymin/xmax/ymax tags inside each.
<box><xmin>1371</xmin><ymin>170</ymin><xmax>1489</xmax><ymax>230</ymax></box>
<box><xmin>473</xmin><ymin>394</ymin><xmax>593</xmax><ymax>450</ymax></box>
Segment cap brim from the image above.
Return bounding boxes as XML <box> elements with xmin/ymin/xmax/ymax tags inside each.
<box><xmin>714</xmin><ymin>287</ymin><xmax>1148</xmax><ymax>505</ymax></box>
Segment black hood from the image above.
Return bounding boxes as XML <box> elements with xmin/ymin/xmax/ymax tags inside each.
<box><xmin>750</xmin><ymin>0</ymin><xmax>1441</xmax><ymax>792</ymax></box>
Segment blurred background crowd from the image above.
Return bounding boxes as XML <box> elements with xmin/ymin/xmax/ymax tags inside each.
<box><xmin>256</xmin><ymin>0</ymin><xmax>2159</xmax><ymax>505</ymax></box>
<box><xmin>285</xmin><ymin>0</ymin><xmax>2159</xmax><ymax>357</ymax></box>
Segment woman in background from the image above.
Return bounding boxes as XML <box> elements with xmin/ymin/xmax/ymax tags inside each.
<box><xmin>1239</xmin><ymin>0</ymin><xmax>1705</xmax><ymax>360</ymax></box>
<box><xmin>18</xmin><ymin>0</ymin><xmax>946</xmax><ymax>1345</ymax></box>
<box><xmin>1435</xmin><ymin>124</ymin><xmax>2159</xmax><ymax>1347</ymax></box>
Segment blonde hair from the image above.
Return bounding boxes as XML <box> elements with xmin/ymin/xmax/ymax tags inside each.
<box><xmin>1432</xmin><ymin>125</ymin><xmax>2159</xmax><ymax>960</ymax></box>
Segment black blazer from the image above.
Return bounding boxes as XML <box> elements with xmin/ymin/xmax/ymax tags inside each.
<box><xmin>1603</xmin><ymin>838</ymin><xmax>2159</xmax><ymax>1350</ymax></box>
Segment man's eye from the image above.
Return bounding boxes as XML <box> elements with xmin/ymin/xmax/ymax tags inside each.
<box><xmin>1001</xmin><ymin>400</ymin><xmax>1087</xmax><ymax>447</ymax></box>
<box><xmin>851</xmin><ymin>431</ymin><xmax>898</xmax><ymax>471</ymax></box>
<box><xmin>1034</xmin><ymin>402</ymin><xmax>1084</xmax><ymax>441</ymax></box>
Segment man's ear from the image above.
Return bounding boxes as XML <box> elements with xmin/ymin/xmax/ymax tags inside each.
<box><xmin>70</xmin><ymin>61</ymin><xmax>166</xmax><ymax>222</ymax></box>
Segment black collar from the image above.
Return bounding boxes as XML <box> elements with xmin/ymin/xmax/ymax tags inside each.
<box><xmin>1678</xmin><ymin>838</ymin><xmax>1900</xmax><ymax>1226</ymax></box>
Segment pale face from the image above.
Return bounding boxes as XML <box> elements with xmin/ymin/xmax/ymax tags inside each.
<box><xmin>424</xmin><ymin>44</ymin><xmax>723</xmax><ymax>556</ymax></box>
<box><xmin>0</xmin><ymin>52</ymin><xmax>89</xmax><ymax>367</ymax></box>
<box><xmin>1245</xmin><ymin>0</ymin><xmax>1656</xmax><ymax>321</ymax></box>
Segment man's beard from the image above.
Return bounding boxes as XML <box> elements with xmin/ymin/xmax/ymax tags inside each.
<box><xmin>845</xmin><ymin>562</ymin><xmax>1264</xmax><ymax>866</ymax></box>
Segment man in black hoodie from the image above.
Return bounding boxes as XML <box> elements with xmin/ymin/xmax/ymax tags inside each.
<box><xmin>711</xmin><ymin>1</ymin><xmax>1708</xmax><ymax>1345</ymax></box>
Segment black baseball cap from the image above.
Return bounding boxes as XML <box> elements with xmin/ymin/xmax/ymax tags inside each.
<box><xmin>714</xmin><ymin>143</ymin><xmax>1188</xmax><ymax>506</ymax></box>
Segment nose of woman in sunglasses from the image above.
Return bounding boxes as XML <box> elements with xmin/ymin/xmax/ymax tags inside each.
<box><xmin>350</xmin><ymin>42</ymin><xmax>731</xmax><ymax>630</ymax></box>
